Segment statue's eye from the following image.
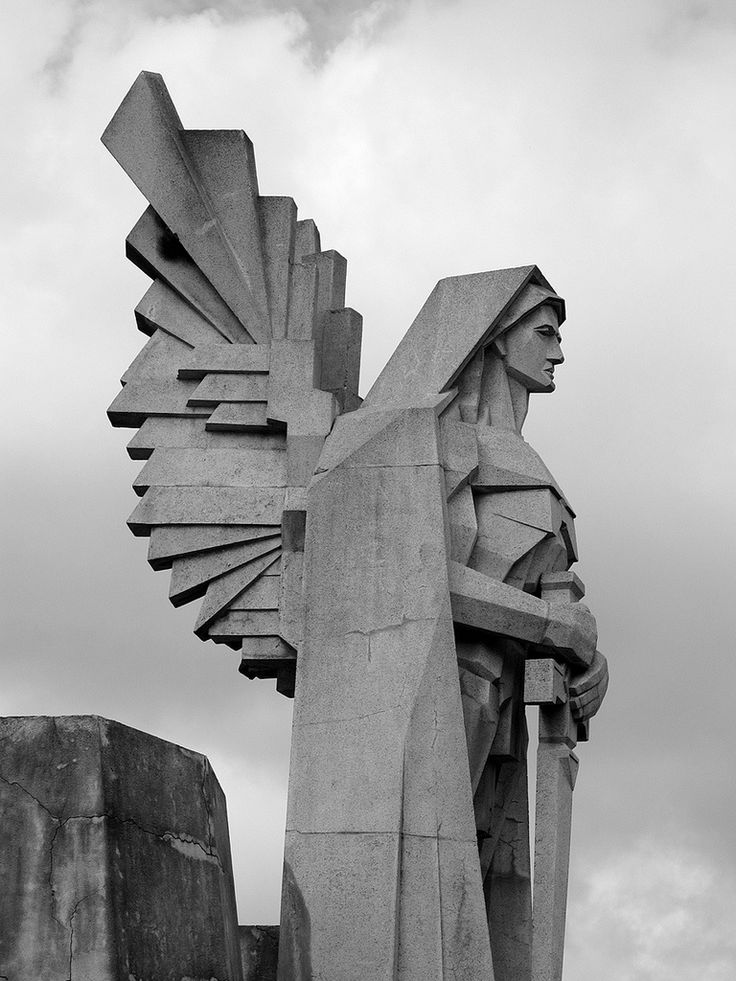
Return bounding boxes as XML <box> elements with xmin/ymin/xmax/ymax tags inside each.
<box><xmin>535</xmin><ymin>326</ymin><xmax>556</xmax><ymax>337</ymax></box>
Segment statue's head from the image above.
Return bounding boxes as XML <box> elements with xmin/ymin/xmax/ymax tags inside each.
<box><xmin>364</xmin><ymin>265</ymin><xmax>566</xmax><ymax>412</ymax></box>
<box><xmin>488</xmin><ymin>297</ymin><xmax>564</xmax><ymax>394</ymax></box>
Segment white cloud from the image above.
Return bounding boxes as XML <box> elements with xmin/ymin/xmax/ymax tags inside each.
<box><xmin>566</xmin><ymin>835</ymin><xmax>736</xmax><ymax>981</ymax></box>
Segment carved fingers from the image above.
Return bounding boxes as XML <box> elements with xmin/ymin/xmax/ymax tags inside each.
<box><xmin>569</xmin><ymin>649</ymin><xmax>609</xmax><ymax>722</ymax></box>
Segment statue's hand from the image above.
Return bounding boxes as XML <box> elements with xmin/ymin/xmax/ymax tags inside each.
<box><xmin>542</xmin><ymin>602</ymin><xmax>597</xmax><ymax>668</ymax></box>
<box><xmin>569</xmin><ymin>650</ymin><xmax>609</xmax><ymax>722</ymax></box>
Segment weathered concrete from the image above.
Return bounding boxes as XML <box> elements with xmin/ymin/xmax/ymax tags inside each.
<box><xmin>280</xmin><ymin>407</ymin><xmax>495</xmax><ymax>981</ymax></box>
<box><xmin>239</xmin><ymin>925</ymin><xmax>279</xmax><ymax>981</ymax></box>
<box><xmin>0</xmin><ymin>715</ymin><xmax>242</xmax><ymax>981</ymax></box>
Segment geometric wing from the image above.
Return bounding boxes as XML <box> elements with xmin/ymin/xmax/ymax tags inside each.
<box><xmin>103</xmin><ymin>73</ymin><xmax>362</xmax><ymax>696</ymax></box>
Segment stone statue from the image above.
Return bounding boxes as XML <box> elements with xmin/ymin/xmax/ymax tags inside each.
<box><xmin>101</xmin><ymin>73</ymin><xmax>608</xmax><ymax>981</ymax></box>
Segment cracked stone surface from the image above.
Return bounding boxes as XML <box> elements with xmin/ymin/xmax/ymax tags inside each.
<box><xmin>279</xmin><ymin>408</ymin><xmax>495</xmax><ymax>981</ymax></box>
<box><xmin>0</xmin><ymin>715</ymin><xmax>242</xmax><ymax>980</ymax></box>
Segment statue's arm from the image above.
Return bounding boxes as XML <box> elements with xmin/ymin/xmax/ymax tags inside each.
<box><xmin>448</xmin><ymin>561</ymin><xmax>597</xmax><ymax>668</ymax></box>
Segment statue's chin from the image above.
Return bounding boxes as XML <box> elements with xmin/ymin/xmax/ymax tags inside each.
<box><xmin>505</xmin><ymin>365</ymin><xmax>555</xmax><ymax>393</ymax></box>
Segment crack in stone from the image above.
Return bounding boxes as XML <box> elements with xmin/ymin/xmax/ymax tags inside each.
<box><xmin>1</xmin><ymin>772</ymin><xmax>225</xmax><ymax>933</ymax></box>
<box><xmin>0</xmin><ymin>772</ymin><xmax>58</xmax><ymax>820</ymax></box>
<box><xmin>66</xmin><ymin>893</ymin><xmax>94</xmax><ymax>981</ymax></box>
<box><xmin>200</xmin><ymin>758</ymin><xmax>216</xmax><ymax>860</ymax></box>
<box><xmin>115</xmin><ymin>815</ymin><xmax>223</xmax><ymax>871</ymax></box>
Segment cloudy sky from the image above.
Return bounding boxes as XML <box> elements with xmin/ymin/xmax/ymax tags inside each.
<box><xmin>2</xmin><ymin>1</ymin><xmax>735</xmax><ymax>977</ymax></box>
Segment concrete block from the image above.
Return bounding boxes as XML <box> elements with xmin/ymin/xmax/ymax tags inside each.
<box><xmin>315</xmin><ymin>406</ymin><xmax>441</xmax><ymax>474</ymax></box>
<box><xmin>539</xmin><ymin>570</ymin><xmax>585</xmax><ymax>602</ymax></box>
<box><xmin>227</xmin><ymin>573</ymin><xmax>280</xmax><ymax>610</ymax></box>
<box><xmin>181</xmin><ymin>129</ymin><xmax>269</xmax><ymax>326</ymax></box>
<box><xmin>205</xmin><ymin>401</ymin><xmax>271</xmax><ymax>432</ymax></box>
<box><xmin>134</xmin><ymin>447</ymin><xmax>287</xmax><ymax>496</ymax></box>
<box><xmin>239</xmin><ymin>636</ymin><xmax>295</xmax><ymax>680</ymax></box>
<box><xmin>286</xmin><ymin>434</ymin><xmax>324</xmax><ymax>487</ymax></box>
<box><xmin>286</xmin><ymin>389</ymin><xmax>337</xmax><ymax>437</ymax></box>
<box><xmin>207</xmin><ymin>610</ymin><xmax>282</xmax><ymax>641</ymax></box>
<box><xmin>121</xmin><ymin>328</ymin><xmax>191</xmax><ymax>385</ymax></box>
<box><xmin>286</xmin><ymin>261</ymin><xmax>318</xmax><ymax>341</ymax></box>
<box><xmin>284</xmin><ymin>486</ymin><xmax>307</xmax><ymax>513</ymax></box>
<box><xmin>188</xmin><ymin>372</ymin><xmax>269</xmax><ymax>406</ymax></box>
<box><xmin>278</xmin><ymin>549</ymin><xmax>304</xmax><ymax>649</ymax></box>
<box><xmin>178</xmin><ymin>343</ymin><xmax>270</xmax><ymax>378</ymax></box>
<box><xmin>294</xmin><ymin>218</ymin><xmax>320</xmax><ymax>258</ymax></box>
<box><xmin>169</xmin><ymin>537</ymin><xmax>281</xmax><ymax>606</ymax></box>
<box><xmin>266</xmin><ymin>341</ymin><xmax>337</xmax><ymax>436</ymax></box>
<box><xmin>524</xmin><ymin>658</ymin><xmax>567</xmax><ymax>705</ymax></box>
<box><xmin>447</xmin><ymin>484</ymin><xmax>478</xmax><ymax>565</ymax></box>
<box><xmin>0</xmin><ymin>716</ymin><xmax>242</xmax><ymax>981</ymax></box>
<box><xmin>266</xmin><ymin>340</ymin><xmax>318</xmax><ymax>421</ymax></box>
<box><xmin>239</xmin><ymin>925</ymin><xmax>279</xmax><ymax>981</ymax></box>
<box><xmin>108</xmin><ymin>378</ymin><xmax>208</xmax><ymax>428</ymax></box>
<box><xmin>195</xmin><ymin>550</ymin><xmax>282</xmax><ymax>635</ymax></box>
<box><xmin>148</xmin><ymin>524</ymin><xmax>278</xmax><ymax>569</ymax></box>
<box><xmin>135</xmin><ymin>280</ymin><xmax>230</xmax><ymax>347</ymax></box>
<box><xmin>259</xmin><ymin>196</ymin><xmax>296</xmax><ymax>340</ymax></box>
<box><xmin>318</xmin><ymin>307</ymin><xmax>362</xmax><ymax>411</ymax></box>
<box><xmin>127</xmin><ymin>207</ymin><xmax>248</xmax><ymax>343</ymax></box>
<box><xmin>440</xmin><ymin>417</ymin><xmax>479</xmax><ymax>480</ymax></box>
<box><xmin>127</xmin><ymin>485</ymin><xmax>285</xmax><ymax>536</ymax></box>
<box><xmin>127</xmin><ymin>417</ymin><xmax>285</xmax><ymax>459</ymax></box>
<box><xmin>310</xmin><ymin>249</ymin><xmax>347</xmax><ymax>321</ymax></box>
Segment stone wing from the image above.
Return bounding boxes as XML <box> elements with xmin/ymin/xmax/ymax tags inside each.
<box><xmin>104</xmin><ymin>73</ymin><xmax>362</xmax><ymax>695</ymax></box>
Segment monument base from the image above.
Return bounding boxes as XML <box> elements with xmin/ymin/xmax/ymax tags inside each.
<box><xmin>0</xmin><ymin>715</ymin><xmax>243</xmax><ymax>979</ymax></box>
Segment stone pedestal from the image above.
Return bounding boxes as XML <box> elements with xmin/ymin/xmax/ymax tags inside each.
<box><xmin>0</xmin><ymin>715</ymin><xmax>243</xmax><ymax>980</ymax></box>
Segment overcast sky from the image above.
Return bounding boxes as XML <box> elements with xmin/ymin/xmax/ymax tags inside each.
<box><xmin>2</xmin><ymin>1</ymin><xmax>735</xmax><ymax>978</ymax></box>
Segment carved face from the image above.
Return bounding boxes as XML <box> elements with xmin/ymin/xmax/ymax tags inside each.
<box><xmin>494</xmin><ymin>304</ymin><xmax>563</xmax><ymax>393</ymax></box>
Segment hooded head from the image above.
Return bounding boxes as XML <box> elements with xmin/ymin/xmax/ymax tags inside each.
<box><xmin>364</xmin><ymin>265</ymin><xmax>565</xmax><ymax>412</ymax></box>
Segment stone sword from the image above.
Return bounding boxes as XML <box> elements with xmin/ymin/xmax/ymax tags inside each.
<box><xmin>525</xmin><ymin>570</ymin><xmax>590</xmax><ymax>981</ymax></box>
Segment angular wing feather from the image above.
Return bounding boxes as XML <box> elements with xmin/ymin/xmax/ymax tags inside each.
<box><xmin>104</xmin><ymin>73</ymin><xmax>363</xmax><ymax>696</ymax></box>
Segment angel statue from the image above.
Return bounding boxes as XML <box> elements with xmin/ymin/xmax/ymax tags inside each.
<box><xmin>104</xmin><ymin>73</ymin><xmax>608</xmax><ymax>981</ymax></box>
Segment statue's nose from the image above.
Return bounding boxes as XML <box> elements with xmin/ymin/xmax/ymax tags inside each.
<box><xmin>549</xmin><ymin>340</ymin><xmax>564</xmax><ymax>365</ymax></box>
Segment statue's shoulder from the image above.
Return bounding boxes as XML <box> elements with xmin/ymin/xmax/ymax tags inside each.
<box><xmin>472</xmin><ymin>426</ymin><xmax>573</xmax><ymax>510</ymax></box>
<box><xmin>314</xmin><ymin>397</ymin><xmax>451</xmax><ymax>478</ymax></box>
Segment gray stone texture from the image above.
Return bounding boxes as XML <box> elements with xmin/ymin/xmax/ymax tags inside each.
<box><xmin>0</xmin><ymin>715</ymin><xmax>242</xmax><ymax>981</ymax></box>
<box><xmin>280</xmin><ymin>406</ymin><xmax>494</xmax><ymax>981</ymax></box>
<box><xmin>239</xmin><ymin>925</ymin><xmax>279</xmax><ymax>981</ymax></box>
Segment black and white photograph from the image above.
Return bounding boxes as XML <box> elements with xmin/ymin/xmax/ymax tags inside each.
<box><xmin>1</xmin><ymin>2</ymin><xmax>734</xmax><ymax>978</ymax></box>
